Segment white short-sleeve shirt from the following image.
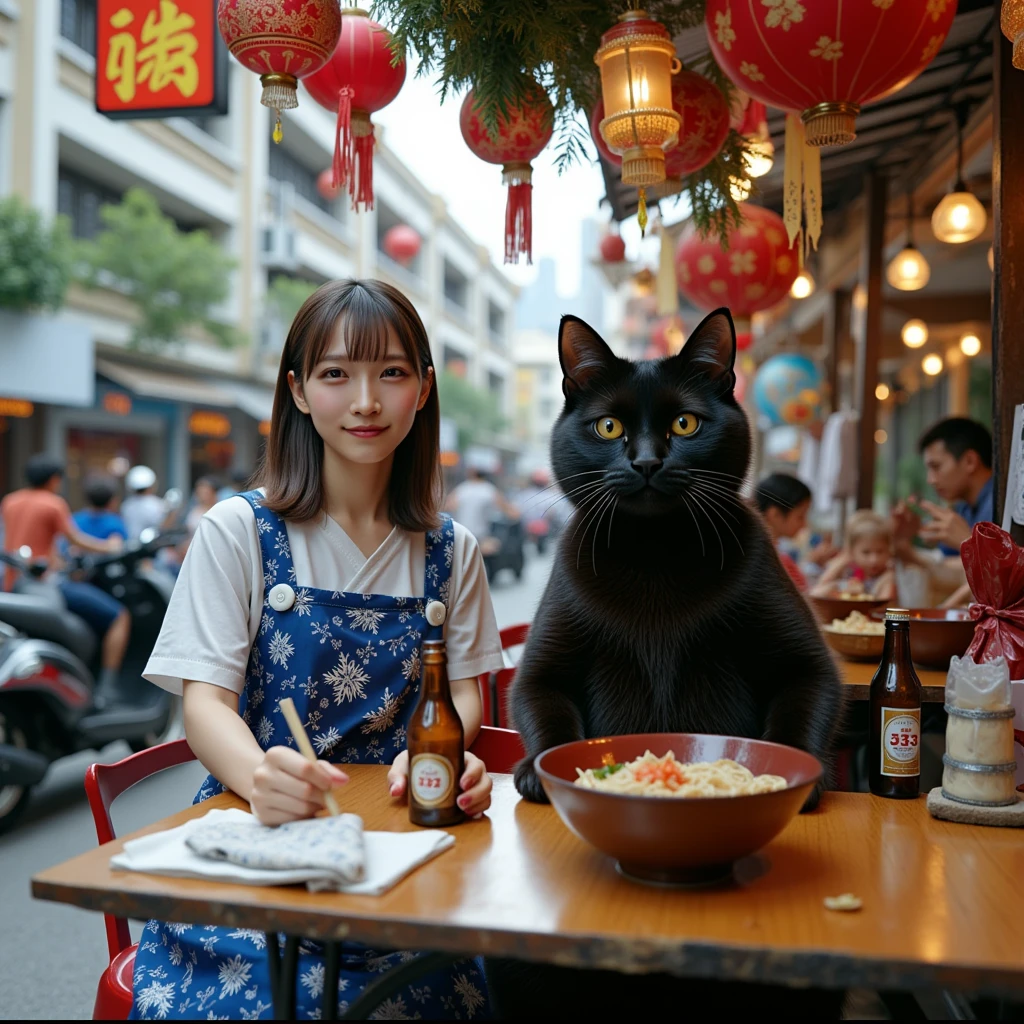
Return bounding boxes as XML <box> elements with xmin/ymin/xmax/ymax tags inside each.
<box><xmin>144</xmin><ymin>494</ymin><xmax>505</xmax><ymax>695</ymax></box>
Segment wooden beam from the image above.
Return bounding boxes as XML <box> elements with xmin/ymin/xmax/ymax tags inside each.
<box><xmin>855</xmin><ymin>173</ymin><xmax>887</xmax><ymax>509</ymax></box>
<box><xmin>991</xmin><ymin>25</ymin><xmax>1024</xmax><ymax>541</ymax></box>
<box><xmin>885</xmin><ymin>293</ymin><xmax>991</xmax><ymax>324</ymax></box>
<box><xmin>823</xmin><ymin>289</ymin><xmax>844</xmax><ymax>413</ymax></box>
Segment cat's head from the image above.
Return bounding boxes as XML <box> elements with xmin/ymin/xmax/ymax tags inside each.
<box><xmin>550</xmin><ymin>308</ymin><xmax>750</xmax><ymax>519</ymax></box>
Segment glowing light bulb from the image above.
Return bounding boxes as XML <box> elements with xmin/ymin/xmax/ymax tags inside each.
<box><xmin>922</xmin><ymin>353</ymin><xmax>944</xmax><ymax>376</ymax></box>
<box><xmin>743</xmin><ymin>138</ymin><xmax>774</xmax><ymax>179</ymax></box>
<box><xmin>729</xmin><ymin>176</ymin><xmax>752</xmax><ymax>202</ymax></box>
<box><xmin>901</xmin><ymin>319</ymin><xmax>928</xmax><ymax>348</ymax></box>
<box><xmin>932</xmin><ymin>189</ymin><xmax>986</xmax><ymax>244</ymax></box>
<box><xmin>875</xmin><ymin>429</ymin><xmax>888</xmax><ymax>444</ymax></box>
<box><xmin>959</xmin><ymin>333</ymin><xmax>981</xmax><ymax>357</ymax></box>
<box><xmin>790</xmin><ymin>270</ymin><xmax>814</xmax><ymax>300</ymax></box>
<box><xmin>875</xmin><ymin>383</ymin><xmax>890</xmax><ymax>401</ymax></box>
<box><xmin>852</xmin><ymin>284</ymin><xmax>867</xmax><ymax>311</ymax></box>
<box><xmin>886</xmin><ymin>244</ymin><xmax>930</xmax><ymax>291</ymax></box>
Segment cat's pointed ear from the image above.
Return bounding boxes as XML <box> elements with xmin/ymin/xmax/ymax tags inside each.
<box><xmin>674</xmin><ymin>307</ymin><xmax>736</xmax><ymax>386</ymax></box>
<box><xmin>559</xmin><ymin>315</ymin><xmax>617</xmax><ymax>397</ymax></box>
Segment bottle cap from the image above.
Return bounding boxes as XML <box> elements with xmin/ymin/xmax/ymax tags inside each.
<box><xmin>884</xmin><ymin>608</ymin><xmax>910</xmax><ymax>622</ymax></box>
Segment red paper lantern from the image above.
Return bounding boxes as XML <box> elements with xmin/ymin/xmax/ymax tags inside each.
<box><xmin>599</xmin><ymin>234</ymin><xmax>626</xmax><ymax>263</ymax></box>
<box><xmin>675</xmin><ymin>204</ymin><xmax>798</xmax><ymax>317</ymax></box>
<box><xmin>317</xmin><ymin>168</ymin><xmax>340</xmax><ymax>201</ymax></box>
<box><xmin>460</xmin><ymin>86</ymin><xmax>554</xmax><ymax>265</ymax></box>
<box><xmin>706</xmin><ymin>0</ymin><xmax>956</xmax><ymax>146</ymax></box>
<box><xmin>382</xmin><ymin>225</ymin><xmax>421</xmax><ymax>265</ymax></box>
<box><xmin>590</xmin><ymin>71</ymin><xmax>730</xmax><ymax>180</ymax></box>
<box><xmin>736</xmin><ymin>331</ymin><xmax>753</xmax><ymax>352</ymax></box>
<box><xmin>303</xmin><ymin>9</ymin><xmax>406</xmax><ymax>211</ymax></box>
<box><xmin>216</xmin><ymin>0</ymin><xmax>341</xmax><ymax>140</ymax></box>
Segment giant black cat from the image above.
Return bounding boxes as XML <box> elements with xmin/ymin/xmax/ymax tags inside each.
<box><xmin>509</xmin><ymin>308</ymin><xmax>844</xmax><ymax>806</ymax></box>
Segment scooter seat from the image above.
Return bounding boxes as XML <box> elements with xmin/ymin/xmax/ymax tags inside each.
<box><xmin>0</xmin><ymin>593</ymin><xmax>97</xmax><ymax>664</ymax></box>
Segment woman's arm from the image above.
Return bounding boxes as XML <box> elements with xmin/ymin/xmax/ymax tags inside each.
<box><xmin>184</xmin><ymin>680</ymin><xmax>346</xmax><ymax>824</ymax></box>
<box><xmin>451</xmin><ymin>674</ymin><xmax>482</xmax><ymax>747</ymax></box>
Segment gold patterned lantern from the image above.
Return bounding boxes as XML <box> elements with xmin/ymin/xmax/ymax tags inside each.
<box><xmin>1002</xmin><ymin>1</ymin><xmax>1024</xmax><ymax>69</ymax></box>
<box><xmin>595</xmin><ymin>10</ymin><xmax>681</xmax><ymax>232</ymax></box>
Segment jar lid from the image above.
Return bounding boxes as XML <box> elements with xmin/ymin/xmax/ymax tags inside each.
<box><xmin>884</xmin><ymin>608</ymin><xmax>910</xmax><ymax>621</ymax></box>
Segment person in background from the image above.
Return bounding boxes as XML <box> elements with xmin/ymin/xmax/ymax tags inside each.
<box><xmin>217</xmin><ymin>468</ymin><xmax>252</xmax><ymax>503</ymax></box>
<box><xmin>120</xmin><ymin>464</ymin><xmax>175</xmax><ymax>541</ymax></box>
<box><xmin>1</xmin><ymin>455</ymin><xmax>129</xmax><ymax>705</ymax></box>
<box><xmin>445</xmin><ymin>465</ymin><xmax>514</xmax><ymax>546</ymax></box>
<box><xmin>73</xmin><ymin>474</ymin><xmax>127</xmax><ymax>544</ymax></box>
<box><xmin>813</xmin><ymin>509</ymin><xmax>897</xmax><ymax>602</ymax></box>
<box><xmin>754</xmin><ymin>473</ymin><xmax>812</xmax><ymax>591</ymax></box>
<box><xmin>185</xmin><ymin>477</ymin><xmax>220</xmax><ymax>536</ymax></box>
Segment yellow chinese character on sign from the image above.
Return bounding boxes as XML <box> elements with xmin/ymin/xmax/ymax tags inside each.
<box><xmin>105</xmin><ymin>1</ymin><xmax>199</xmax><ymax>104</ymax></box>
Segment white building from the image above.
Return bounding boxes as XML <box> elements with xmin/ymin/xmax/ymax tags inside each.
<box><xmin>0</xmin><ymin>0</ymin><xmax>516</xmax><ymax>501</ymax></box>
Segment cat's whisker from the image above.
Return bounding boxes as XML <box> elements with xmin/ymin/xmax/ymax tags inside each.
<box><xmin>539</xmin><ymin>480</ymin><xmax>606</xmax><ymax>516</ymax></box>
<box><xmin>573</xmin><ymin>490</ymin><xmax>613</xmax><ymax>570</ymax></box>
<box><xmin>690</xmin><ymin>479</ymin><xmax>744</xmax><ymax>510</ymax></box>
<box><xmin>518</xmin><ymin>472</ymin><xmax>608</xmax><ymax>510</ymax></box>
<box><xmin>687</xmin><ymin>489</ymin><xmax>726</xmax><ymax>571</ymax></box>
<box><xmin>568</xmin><ymin>487</ymin><xmax>610</xmax><ymax>545</ymax></box>
<box><xmin>692</xmin><ymin>484</ymin><xmax>746</xmax><ymax>556</ymax></box>
<box><xmin>686</xmin><ymin>468</ymin><xmax>747</xmax><ymax>485</ymax></box>
<box><xmin>679</xmin><ymin>493</ymin><xmax>706</xmax><ymax>558</ymax></box>
<box><xmin>606</xmin><ymin>497</ymin><xmax>619</xmax><ymax>550</ymax></box>
<box><xmin>590</xmin><ymin>490</ymin><xmax>616</xmax><ymax>575</ymax></box>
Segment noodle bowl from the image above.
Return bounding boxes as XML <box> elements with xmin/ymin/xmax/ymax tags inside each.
<box><xmin>575</xmin><ymin>750</ymin><xmax>788</xmax><ymax>798</ymax></box>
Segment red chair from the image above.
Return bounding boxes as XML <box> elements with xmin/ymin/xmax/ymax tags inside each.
<box><xmin>84</xmin><ymin>726</ymin><xmax>524</xmax><ymax>1019</ymax></box>
<box><xmin>478</xmin><ymin>623</ymin><xmax>530</xmax><ymax>728</ymax></box>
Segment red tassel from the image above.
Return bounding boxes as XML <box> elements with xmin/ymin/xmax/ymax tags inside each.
<box><xmin>352</xmin><ymin>132</ymin><xmax>375</xmax><ymax>211</ymax></box>
<box><xmin>332</xmin><ymin>86</ymin><xmax>354</xmax><ymax>190</ymax></box>
<box><xmin>505</xmin><ymin>182</ymin><xmax>533</xmax><ymax>264</ymax></box>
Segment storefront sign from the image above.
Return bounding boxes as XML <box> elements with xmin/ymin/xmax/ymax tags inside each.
<box><xmin>102</xmin><ymin>392</ymin><xmax>133</xmax><ymax>416</ymax></box>
<box><xmin>96</xmin><ymin>0</ymin><xmax>228</xmax><ymax>120</ymax></box>
<box><xmin>0</xmin><ymin>398</ymin><xmax>34</xmax><ymax>418</ymax></box>
<box><xmin>258</xmin><ymin>419</ymin><xmax>271</xmax><ymax>437</ymax></box>
<box><xmin>189</xmin><ymin>410</ymin><xmax>231</xmax><ymax>438</ymax></box>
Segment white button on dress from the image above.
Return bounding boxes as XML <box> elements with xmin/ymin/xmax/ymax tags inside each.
<box><xmin>268</xmin><ymin>583</ymin><xmax>295</xmax><ymax>611</ymax></box>
<box><xmin>425</xmin><ymin>600</ymin><xmax>447</xmax><ymax>627</ymax></box>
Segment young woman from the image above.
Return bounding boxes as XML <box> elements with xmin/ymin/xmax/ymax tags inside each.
<box><xmin>131</xmin><ymin>280</ymin><xmax>504</xmax><ymax>1020</ymax></box>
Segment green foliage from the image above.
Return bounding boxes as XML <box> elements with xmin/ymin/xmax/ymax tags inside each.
<box><xmin>437</xmin><ymin>370</ymin><xmax>507</xmax><ymax>449</ymax></box>
<box><xmin>75</xmin><ymin>187</ymin><xmax>241</xmax><ymax>349</ymax></box>
<box><xmin>266</xmin><ymin>275</ymin><xmax>318</xmax><ymax>328</ymax></box>
<box><xmin>0</xmin><ymin>195</ymin><xmax>73</xmax><ymax>312</ymax></box>
<box><xmin>372</xmin><ymin>0</ymin><xmax>750</xmax><ymax>241</ymax></box>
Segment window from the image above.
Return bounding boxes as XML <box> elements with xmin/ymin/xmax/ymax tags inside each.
<box><xmin>61</xmin><ymin>0</ymin><xmax>97</xmax><ymax>56</ymax></box>
<box><xmin>444</xmin><ymin>261</ymin><xmax>469</xmax><ymax>312</ymax></box>
<box><xmin>488</xmin><ymin>371</ymin><xmax>504</xmax><ymax>397</ymax></box>
<box><xmin>58</xmin><ymin>167</ymin><xmax>121</xmax><ymax>239</ymax></box>
<box><xmin>443</xmin><ymin>347</ymin><xmax>467</xmax><ymax>376</ymax></box>
<box><xmin>488</xmin><ymin>301</ymin><xmax>505</xmax><ymax>340</ymax></box>
<box><xmin>267</xmin><ymin>143</ymin><xmax>330</xmax><ymax>214</ymax></box>
<box><xmin>539</xmin><ymin>367</ymin><xmax>553</xmax><ymax>387</ymax></box>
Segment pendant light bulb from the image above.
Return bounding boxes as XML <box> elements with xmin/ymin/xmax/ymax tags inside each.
<box><xmin>901</xmin><ymin>319</ymin><xmax>928</xmax><ymax>349</ymax></box>
<box><xmin>932</xmin><ymin>187</ymin><xmax>986</xmax><ymax>244</ymax></box>
<box><xmin>886</xmin><ymin>244</ymin><xmax>930</xmax><ymax>291</ymax></box>
<box><xmin>959</xmin><ymin>333</ymin><xmax>981</xmax><ymax>357</ymax></box>
<box><xmin>790</xmin><ymin>269</ymin><xmax>815</xmax><ymax>300</ymax></box>
<box><xmin>743</xmin><ymin>137</ymin><xmax>774</xmax><ymax>179</ymax></box>
<box><xmin>922</xmin><ymin>353</ymin><xmax>944</xmax><ymax>377</ymax></box>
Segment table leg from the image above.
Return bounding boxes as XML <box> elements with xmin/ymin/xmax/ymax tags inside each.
<box><xmin>341</xmin><ymin>951</ymin><xmax>458</xmax><ymax>1021</ymax></box>
<box><xmin>322</xmin><ymin>941</ymin><xmax>342</xmax><ymax>1021</ymax></box>
<box><xmin>265</xmin><ymin>932</ymin><xmax>300</xmax><ymax>1021</ymax></box>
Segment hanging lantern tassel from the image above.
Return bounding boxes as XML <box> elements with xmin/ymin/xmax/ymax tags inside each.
<box><xmin>783</xmin><ymin>114</ymin><xmax>823</xmax><ymax>256</ymax></box>
<box><xmin>637</xmin><ymin>188</ymin><xmax>648</xmax><ymax>237</ymax></box>
<box><xmin>502</xmin><ymin>161</ymin><xmax>534</xmax><ymax>264</ymax></box>
<box><xmin>329</xmin><ymin>88</ymin><xmax>376</xmax><ymax>212</ymax></box>
<box><xmin>656</xmin><ymin>222</ymin><xmax>678</xmax><ymax>317</ymax></box>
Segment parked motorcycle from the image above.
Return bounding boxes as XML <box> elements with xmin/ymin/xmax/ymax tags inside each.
<box><xmin>0</xmin><ymin>528</ymin><xmax>184</xmax><ymax>832</ymax></box>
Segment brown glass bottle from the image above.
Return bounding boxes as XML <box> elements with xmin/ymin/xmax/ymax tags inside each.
<box><xmin>407</xmin><ymin>639</ymin><xmax>465</xmax><ymax>826</ymax></box>
<box><xmin>869</xmin><ymin>608</ymin><xmax>922</xmax><ymax>798</ymax></box>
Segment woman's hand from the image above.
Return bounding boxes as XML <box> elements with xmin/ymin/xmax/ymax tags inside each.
<box><xmin>250</xmin><ymin>745</ymin><xmax>348</xmax><ymax>826</ymax></box>
<box><xmin>388</xmin><ymin>750</ymin><xmax>493</xmax><ymax>816</ymax></box>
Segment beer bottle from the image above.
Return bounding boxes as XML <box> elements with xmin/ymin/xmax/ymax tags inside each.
<box><xmin>407</xmin><ymin>638</ymin><xmax>465</xmax><ymax>826</ymax></box>
<box><xmin>869</xmin><ymin>608</ymin><xmax>922</xmax><ymax>799</ymax></box>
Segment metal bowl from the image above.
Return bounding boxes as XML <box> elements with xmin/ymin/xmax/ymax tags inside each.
<box><xmin>822</xmin><ymin>626</ymin><xmax>885</xmax><ymax>662</ymax></box>
<box><xmin>535</xmin><ymin>733</ymin><xmax>821</xmax><ymax>887</ymax></box>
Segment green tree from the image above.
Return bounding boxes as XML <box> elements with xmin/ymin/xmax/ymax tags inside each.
<box><xmin>76</xmin><ymin>187</ymin><xmax>241</xmax><ymax>349</ymax></box>
<box><xmin>0</xmin><ymin>195</ymin><xmax>73</xmax><ymax>312</ymax></box>
<box><xmin>436</xmin><ymin>370</ymin><xmax>507</xmax><ymax>449</ymax></box>
<box><xmin>266</xmin><ymin>275</ymin><xmax>318</xmax><ymax>328</ymax></box>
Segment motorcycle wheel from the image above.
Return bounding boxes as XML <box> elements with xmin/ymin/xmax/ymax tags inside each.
<box><xmin>0</xmin><ymin>704</ymin><xmax>33</xmax><ymax>834</ymax></box>
<box><xmin>128</xmin><ymin>695</ymin><xmax>184</xmax><ymax>754</ymax></box>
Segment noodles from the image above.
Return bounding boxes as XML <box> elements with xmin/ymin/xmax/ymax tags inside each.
<box><xmin>827</xmin><ymin>610</ymin><xmax>885</xmax><ymax>635</ymax></box>
<box><xmin>574</xmin><ymin>750</ymin><xmax>788</xmax><ymax>798</ymax></box>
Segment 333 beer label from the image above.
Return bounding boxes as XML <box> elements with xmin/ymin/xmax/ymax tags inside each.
<box><xmin>410</xmin><ymin>753</ymin><xmax>456</xmax><ymax>808</ymax></box>
<box><xmin>880</xmin><ymin>706</ymin><xmax>921</xmax><ymax>776</ymax></box>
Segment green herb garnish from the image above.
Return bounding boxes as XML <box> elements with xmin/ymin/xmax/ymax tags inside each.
<box><xmin>592</xmin><ymin>763</ymin><xmax>624</xmax><ymax>780</ymax></box>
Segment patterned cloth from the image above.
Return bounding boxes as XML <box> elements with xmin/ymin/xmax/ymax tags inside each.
<box><xmin>130</xmin><ymin>492</ymin><xmax>489</xmax><ymax>1020</ymax></box>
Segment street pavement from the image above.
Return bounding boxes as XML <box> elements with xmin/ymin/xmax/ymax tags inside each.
<box><xmin>0</xmin><ymin>548</ymin><xmax>553</xmax><ymax>1021</ymax></box>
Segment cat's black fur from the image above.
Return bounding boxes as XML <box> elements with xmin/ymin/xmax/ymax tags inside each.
<box><xmin>509</xmin><ymin>308</ymin><xmax>844</xmax><ymax>807</ymax></box>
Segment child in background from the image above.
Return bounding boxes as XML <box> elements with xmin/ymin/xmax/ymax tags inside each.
<box><xmin>755</xmin><ymin>473</ymin><xmax>812</xmax><ymax>591</ymax></box>
<box><xmin>73</xmin><ymin>474</ymin><xmax>127</xmax><ymax>544</ymax></box>
<box><xmin>812</xmin><ymin>509</ymin><xmax>897</xmax><ymax>602</ymax></box>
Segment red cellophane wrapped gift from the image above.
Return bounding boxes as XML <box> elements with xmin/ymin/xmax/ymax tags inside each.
<box><xmin>962</xmin><ymin>522</ymin><xmax>1024</xmax><ymax>679</ymax></box>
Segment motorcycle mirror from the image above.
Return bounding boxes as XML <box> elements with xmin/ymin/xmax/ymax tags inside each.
<box><xmin>139</xmin><ymin>527</ymin><xmax>159</xmax><ymax>545</ymax></box>
<box><xmin>164</xmin><ymin>487</ymin><xmax>183</xmax><ymax>509</ymax></box>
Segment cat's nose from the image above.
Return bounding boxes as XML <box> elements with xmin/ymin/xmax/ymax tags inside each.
<box><xmin>631</xmin><ymin>457</ymin><xmax>663</xmax><ymax>479</ymax></box>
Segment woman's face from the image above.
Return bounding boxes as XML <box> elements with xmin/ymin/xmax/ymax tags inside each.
<box><xmin>195</xmin><ymin>481</ymin><xmax>217</xmax><ymax>506</ymax></box>
<box><xmin>289</xmin><ymin>320</ymin><xmax>432</xmax><ymax>467</ymax></box>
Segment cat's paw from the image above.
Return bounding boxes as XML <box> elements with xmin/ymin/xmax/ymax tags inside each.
<box><xmin>800</xmin><ymin>779</ymin><xmax>824</xmax><ymax>813</ymax></box>
<box><xmin>514</xmin><ymin>758</ymin><xmax>549</xmax><ymax>804</ymax></box>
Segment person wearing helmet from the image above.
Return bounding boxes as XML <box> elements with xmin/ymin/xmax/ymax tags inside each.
<box><xmin>120</xmin><ymin>465</ymin><xmax>175</xmax><ymax>542</ymax></box>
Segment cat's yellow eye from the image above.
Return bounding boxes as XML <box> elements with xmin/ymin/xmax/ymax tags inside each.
<box><xmin>594</xmin><ymin>416</ymin><xmax>624</xmax><ymax>440</ymax></box>
<box><xmin>671</xmin><ymin>413</ymin><xmax>701</xmax><ymax>437</ymax></box>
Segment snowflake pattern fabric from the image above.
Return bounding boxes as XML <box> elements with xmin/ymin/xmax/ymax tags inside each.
<box><xmin>129</xmin><ymin>494</ymin><xmax>481</xmax><ymax>1020</ymax></box>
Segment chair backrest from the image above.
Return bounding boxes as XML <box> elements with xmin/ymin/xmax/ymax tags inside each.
<box><xmin>468</xmin><ymin>725</ymin><xmax>525</xmax><ymax>774</ymax></box>
<box><xmin>84</xmin><ymin>738</ymin><xmax>196</xmax><ymax>960</ymax></box>
<box><xmin>478</xmin><ymin>623</ymin><xmax>530</xmax><ymax>728</ymax></box>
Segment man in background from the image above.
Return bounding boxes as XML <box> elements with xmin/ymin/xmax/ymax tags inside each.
<box><xmin>120</xmin><ymin>464</ymin><xmax>174</xmax><ymax>541</ymax></box>
<box><xmin>74</xmin><ymin>474</ymin><xmax>128</xmax><ymax>543</ymax></box>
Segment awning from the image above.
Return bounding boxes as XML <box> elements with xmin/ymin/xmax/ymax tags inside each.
<box><xmin>221</xmin><ymin>381</ymin><xmax>276</xmax><ymax>422</ymax></box>
<box><xmin>97</xmin><ymin>359</ymin><xmax>235</xmax><ymax>408</ymax></box>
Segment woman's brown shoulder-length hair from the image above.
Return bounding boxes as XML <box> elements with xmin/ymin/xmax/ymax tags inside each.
<box><xmin>257</xmin><ymin>279</ymin><xmax>442</xmax><ymax>532</ymax></box>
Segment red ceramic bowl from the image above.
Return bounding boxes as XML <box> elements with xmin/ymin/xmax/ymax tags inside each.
<box><xmin>870</xmin><ymin>607</ymin><xmax>976</xmax><ymax>670</ymax></box>
<box><xmin>535</xmin><ymin>733</ymin><xmax>822</xmax><ymax>887</ymax></box>
<box><xmin>809</xmin><ymin>593</ymin><xmax>889</xmax><ymax>624</ymax></box>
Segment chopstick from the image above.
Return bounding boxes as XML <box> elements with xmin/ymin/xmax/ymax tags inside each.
<box><xmin>279</xmin><ymin>697</ymin><xmax>342</xmax><ymax>817</ymax></box>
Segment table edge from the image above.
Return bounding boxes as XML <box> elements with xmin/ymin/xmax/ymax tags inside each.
<box><xmin>30</xmin><ymin>874</ymin><xmax>1024</xmax><ymax>998</ymax></box>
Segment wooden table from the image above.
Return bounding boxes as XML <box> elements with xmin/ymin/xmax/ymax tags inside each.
<box><xmin>32</xmin><ymin>765</ymin><xmax>1024</xmax><ymax>1013</ymax></box>
<box><xmin>840</xmin><ymin>659</ymin><xmax>946</xmax><ymax>702</ymax></box>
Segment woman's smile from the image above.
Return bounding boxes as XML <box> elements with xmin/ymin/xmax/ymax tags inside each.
<box><xmin>345</xmin><ymin>425</ymin><xmax>388</xmax><ymax>438</ymax></box>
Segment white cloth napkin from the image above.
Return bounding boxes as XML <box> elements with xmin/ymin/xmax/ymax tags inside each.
<box><xmin>110</xmin><ymin>808</ymin><xmax>455</xmax><ymax>894</ymax></box>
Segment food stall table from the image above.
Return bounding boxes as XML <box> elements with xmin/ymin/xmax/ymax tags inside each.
<box><xmin>840</xmin><ymin>660</ymin><xmax>946</xmax><ymax>702</ymax></box>
<box><xmin>32</xmin><ymin>765</ymin><xmax>1024</xmax><ymax>1018</ymax></box>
